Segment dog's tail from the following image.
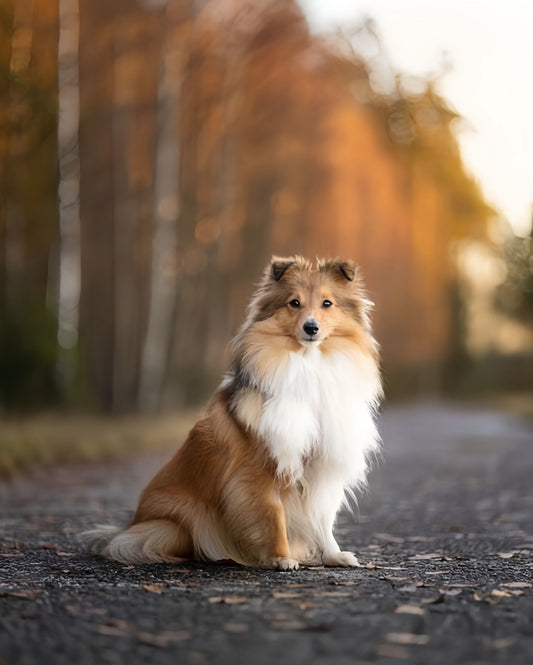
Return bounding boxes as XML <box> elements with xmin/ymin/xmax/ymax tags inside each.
<box><xmin>79</xmin><ymin>524</ymin><xmax>124</xmax><ymax>556</ymax></box>
<box><xmin>80</xmin><ymin>520</ymin><xmax>191</xmax><ymax>564</ymax></box>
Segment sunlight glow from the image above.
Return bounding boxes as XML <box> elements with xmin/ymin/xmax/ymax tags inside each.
<box><xmin>299</xmin><ymin>0</ymin><xmax>533</xmax><ymax>237</ymax></box>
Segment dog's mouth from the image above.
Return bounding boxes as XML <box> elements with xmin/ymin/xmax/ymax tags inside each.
<box><xmin>299</xmin><ymin>335</ymin><xmax>325</xmax><ymax>345</ymax></box>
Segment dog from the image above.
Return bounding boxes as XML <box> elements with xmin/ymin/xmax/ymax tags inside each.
<box><xmin>83</xmin><ymin>256</ymin><xmax>382</xmax><ymax>570</ymax></box>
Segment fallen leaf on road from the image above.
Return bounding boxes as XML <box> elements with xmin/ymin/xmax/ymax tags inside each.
<box><xmin>409</xmin><ymin>553</ymin><xmax>446</xmax><ymax>561</ymax></box>
<box><xmin>491</xmin><ymin>637</ymin><xmax>517</xmax><ymax>649</ymax></box>
<box><xmin>1</xmin><ymin>539</ymin><xmax>27</xmax><ymax>549</ymax></box>
<box><xmin>272</xmin><ymin>591</ymin><xmax>302</xmax><ymax>599</ymax></box>
<box><xmin>185</xmin><ymin>652</ymin><xmax>209</xmax><ymax>665</ymax></box>
<box><xmin>473</xmin><ymin>588</ymin><xmax>522</xmax><ymax>603</ymax></box>
<box><xmin>420</xmin><ymin>593</ymin><xmax>446</xmax><ymax>605</ymax></box>
<box><xmin>502</xmin><ymin>582</ymin><xmax>531</xmax><ymax>589</ymax></box>
<box><xmin>268</xmin><ymin>619</ymin><xmax>307</xmax><ymax>631</ymax></box>
<box><xmin>491</xmin><ymin>589</ymin><xmax>513</xmax><ymax>598</ymax></box>
<box><xmin>376</xmin><ymin>533</ymin><xmax>405</xmax><ymax>544</ymax></box>
<box><xmin>377</xmin><ymin>644</ymin><xmax>410</xmax><ymax>660</ymax></box>
<box><xmin>65</xmin><ymin>604</ymin><xmax>106</xmax><ymax>617</ymax></box>
<box><xmin>143</xmin><ymin>583</ymin><xmax>165</xmax><ymax>594</ymax></box>
<box><xmin>492</xmin><ymin>588</ymin><xmax>524</xmax><ymax>598</ymax></box>
<box><xmin>137</xmin><ymin>631</ymin><xmax>190</xmax><ymax>647</ymax></box>
<box><xmin>378</xmin><ymin>566</ymin><xmax>408</xmax><ymax>571</ymax></box>
<box><xmin>394</xmin><ymin>604</ymin><xmax>426</xmax><ymax>615</ymax></box>
<box><xmin>96</xmin><ymin>619</ymin><xmax>130</xmax><ymax>636</ymax></box>
<box><xmin>208</xmin><ymin>595</ymin><xmax>247</xmax><ymax>605</ymax></box>
<box><xmin>0</xmin><ymin>589</ymin><xmax>40</xmax><ymax>600</ymax></box>
<box><xmin>138</xmin><ymin>632</ymin><xmax>169</xmax><ymax>648</ymax></box>
<box><xmin>386</xmin><ymin>632</ymin><xmax>429</xmax><ymax>645</ymax></box>
<box><xmin>397</xmin><ymin>584</ymin><xmax>421</xmax><ymax>593</ymax></box>
<box><xmin>223</xmin><ymin>623</ymin><xmax>249</xmax><ymax>633</ymax></box>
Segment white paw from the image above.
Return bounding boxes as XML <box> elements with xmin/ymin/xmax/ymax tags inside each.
<box><xmin>274</xmin><ymin>557</ymin><xmax>300</xmax><ymax>571</ymax></box>
<box><xmin>323</xmin><ymin>551</ymin><xmax>360</xmax><ymax>567</ymax></box>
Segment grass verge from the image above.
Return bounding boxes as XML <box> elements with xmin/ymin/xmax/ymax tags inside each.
<box><xmin>0</xmin><ymin>412</ymin><xmax>197</xmax><ymax>479</ymax></box>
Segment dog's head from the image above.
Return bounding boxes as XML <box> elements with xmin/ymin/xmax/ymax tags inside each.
<box><xmin>246</xmin><ymin>255</ymin><xmax>374</xmax><ymax>349</ymax></box>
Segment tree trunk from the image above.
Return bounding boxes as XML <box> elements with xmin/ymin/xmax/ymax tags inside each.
<box><xmin>56</xmin><ymin>0</ymin><xmax>81</xmax><ymax>389</ymax></box>
<box><xmin>78</xmin><ymin>0</ymin><xmax>116</xmax><ymax>411</ymax></box>
<box><xmin>138</xmin><ymin>2</ymin><xmax>192</xmax><ymax>412</ymax></box>
<box><xmin>110</xmin><ymin>1</ymin><xmax>162</xmax><ymax>412</ymax></box>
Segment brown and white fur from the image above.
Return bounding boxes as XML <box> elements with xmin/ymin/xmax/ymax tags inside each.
<box><xmin>82</xmin><ymin>256</ymin><xmax>382</xmax><ymax>570</ymax></box>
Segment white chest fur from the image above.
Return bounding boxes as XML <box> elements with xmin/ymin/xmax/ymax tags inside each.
<box><xmin>250</xmin><ymin>346</ymin><xmax>381</xmax><ymax>483</ymax></box>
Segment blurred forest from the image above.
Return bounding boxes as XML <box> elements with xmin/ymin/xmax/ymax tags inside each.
<box><xmin>0</xmin><ymin>0</ymin><xmax>531</xmax><ymax>414</ymax></box>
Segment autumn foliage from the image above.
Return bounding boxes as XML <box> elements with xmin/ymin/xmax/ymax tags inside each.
<box><xmin>0</xmin><ymin>0</ymin><xmax>493</xmax><ymax>411</ymax></box>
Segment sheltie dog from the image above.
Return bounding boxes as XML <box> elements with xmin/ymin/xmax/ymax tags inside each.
<box><xmin>83</xmin><ymin>256</ymin><xmax>382</xmax><ymax>570</ymax></box>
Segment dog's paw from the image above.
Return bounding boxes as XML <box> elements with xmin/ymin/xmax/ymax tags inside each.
<box><xmin>274</xmin><ymin>557</ymin><xmax>300</xmax><ymax>571</ymax></box>
<box><xmin>323</xmin><ymin>551</ymin><xmax>360</xmax><ymax>567</ymax></box>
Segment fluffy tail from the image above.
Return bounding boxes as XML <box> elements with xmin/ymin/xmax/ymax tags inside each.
<box><xmin>80</xmin><ymin>524</ymin><xmax>123</xmax><ymax>555</ymax></box>
<box><xmin>80</xmin><ymin>520</ymin><xmax>191</xmax><ymax>564</ymax></box>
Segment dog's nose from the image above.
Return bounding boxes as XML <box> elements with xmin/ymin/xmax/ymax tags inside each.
<box><xmin>303</xmin><ymin>320</ymin><xmax>320</xmax><ymax>337</ymax></box>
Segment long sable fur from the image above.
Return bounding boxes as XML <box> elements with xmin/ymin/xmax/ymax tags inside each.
<box><xmin>81</xmin><ymin>256</ymin><xmax>382</xmax><ymax>570</ymax></box>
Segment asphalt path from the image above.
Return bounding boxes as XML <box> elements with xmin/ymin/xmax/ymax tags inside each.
<box><xmin>1</xmin><ymin>402</ymin><xmax>532</xmax><ymax>665</ymax></box>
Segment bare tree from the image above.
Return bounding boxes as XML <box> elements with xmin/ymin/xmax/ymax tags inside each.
<box><xmin>78</xmin><ymin>0</ymin><xmax>116</xmax><ymax>411</ymax></box>
<box><xmin>138</xmin><ymin>1</ymin><xmax>193</xmax><ymax>412</ymax></box>
<box><xmin>56</xmin><ymin>0</ymin><xmax>81</xmax><ymax>390</ymax></box>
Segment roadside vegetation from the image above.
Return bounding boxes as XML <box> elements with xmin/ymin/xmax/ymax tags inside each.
<box><xmin>0</xmin><ymin>412</ymin><xmax>196</xmax><ymax>478</ymax></box>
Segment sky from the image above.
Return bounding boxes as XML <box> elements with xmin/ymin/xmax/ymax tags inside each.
<box><xmin>299</xmin><ymin>0</ymin><xmax>533</xmax><ymax>237</ymax></box>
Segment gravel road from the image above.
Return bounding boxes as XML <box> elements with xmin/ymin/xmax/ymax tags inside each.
<box><xmin>1</xmin><ymin>402</ymin><xmax>532</xmax><ymax>665</ymax></box>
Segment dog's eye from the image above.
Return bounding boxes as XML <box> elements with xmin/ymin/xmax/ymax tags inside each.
<box><xmin>322</xmin><ymin>299</ymin><xmax>333</xmax><ymax>308</ymax></box>
<box><xmin>289</xmin><ymin>299</ymin><xmax>301</xmax><ymax>309</ymax></box>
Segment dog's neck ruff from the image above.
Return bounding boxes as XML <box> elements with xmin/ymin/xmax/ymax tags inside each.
<box><xmin>230</xmin><ymin>345</ymin><xmax>381</xmax><ymax>484</ymax></box>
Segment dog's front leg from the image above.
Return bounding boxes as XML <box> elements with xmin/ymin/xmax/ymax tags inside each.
<box><xmin>319</xmin><ymin>512</ymin><xmax>360</xmax><ymax>567</ymax></box>
<box><xmin>321</xmin><ymin>534</ymin><xmax>360</xmax><ymax>567</ymax></box>
<box><xmin>308</xmin><ymin>478</ymin><xmax>360</xmax><ymax>567</ymax></box>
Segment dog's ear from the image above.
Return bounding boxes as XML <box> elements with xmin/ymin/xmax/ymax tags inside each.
<box><xmin>270</xmin><ymin>257</ymin><xmax>295</xmax><ymax>281</ymax></box>
<box><xmin>336</xmin><ymin>260</ymin><xmax>356</xmax><ymax>282</ymax></box>
<box><xmin>321</xmin><ymin>258</ymin><xmax>357</xmax><ymax>282</ymax></box>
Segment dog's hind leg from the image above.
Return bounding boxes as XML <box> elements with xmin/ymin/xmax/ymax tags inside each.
<box><xmin>219</xmin><ymin>477</ymin><xmax>299</xmax><ymax>570</ymax></box>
